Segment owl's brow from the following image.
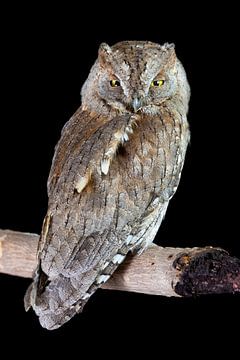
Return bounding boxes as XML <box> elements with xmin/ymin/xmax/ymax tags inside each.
<box><xmin>140</xmin><ymin>57</ymin><xmax>164</xmax><ymax>86</ymax></box>
<box><xmin>111</xmin><ymin>58</ymin><xmax>131</xmax><ymax>97</ymax></box>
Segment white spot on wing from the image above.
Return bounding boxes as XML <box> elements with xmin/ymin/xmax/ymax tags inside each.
<box><xmin>82</xmin><ymin>293</ymin><xmax>91</xmax><ymax>300</ymax></box>
<box><xmin>152</xmin><ymin>197</ymin><xmax>160</xmax><ymax>206</ymax></box>
<box><xmin>95</xmin><ymin>274</ymin><xmax>110</xmax><ymax>284</ymax></box>
<box><xmin>101</xmin><ymin>158</ymin><xmax>110</xmax><ymax>175</ymax></box>
<box><xmin>125</xmin><ymin>234</ymin><xmax>137</xmax><ymax>245</ymax></box>
<box><xmin>102</xmin><ymin>261</ymin><xmax>109</xmax><ymax>269</ymax></box>
<box><xmin>75</xmin><ymin>173</ymin><xmax>90</xmax><ymax>193</ymax></box>
<box><xmin>112</xmin><ymin>254</ymin><xmax>125</xmax><ymax>264</ymax></box>
<box><xmin>75</xmin><ymin>303</ymin><xmax>82</xmax><ymax>312</ymax></box>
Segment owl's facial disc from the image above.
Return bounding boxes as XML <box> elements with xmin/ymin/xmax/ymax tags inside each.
<box><xmin>96</xmin><ymin>41</ymin><xmax>177</xmax><ymax>114</ymax></box>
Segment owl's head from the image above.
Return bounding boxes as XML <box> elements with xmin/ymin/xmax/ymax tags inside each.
<box><xmin>81</xmin><ymin>41</ymin><xmax>189</xmax><ymax>115</ymax></box>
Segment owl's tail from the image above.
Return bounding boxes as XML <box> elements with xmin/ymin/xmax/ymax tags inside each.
<box><xmin>24</xmin><ymin>265</ymin><xmax>97</xmax><ymax>330</ymax></box>
<box><xmin>25</xmin><ymin>284</ymin><xmax>88</xmax><ymax>330</ymax></box>
<box><xmin>24</xmin><ymin>257</ymin><xmax>124</xmax><ymax>330</ymax></box>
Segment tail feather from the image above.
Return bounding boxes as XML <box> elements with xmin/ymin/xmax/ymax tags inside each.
<box><xmin>25</xmin><ymin>268</ymin><xmax>97</xmax><ymax>330</ymax></box>
<box><xmin>25</xmin><ymin>250</ymin><xmax>128</xmax><ymax>330</ymax></box>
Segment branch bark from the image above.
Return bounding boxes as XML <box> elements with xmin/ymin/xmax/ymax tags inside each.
<box><xmin>0</xmin><ymin>229</ymin><xmax>240</xmax><ymax>297</ymax></box>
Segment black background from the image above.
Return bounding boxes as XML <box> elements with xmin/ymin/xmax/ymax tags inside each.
<box><xmin>0</xmin><ymin>4</ymin><xmax>239</xmax><ymax>356</ymax></box>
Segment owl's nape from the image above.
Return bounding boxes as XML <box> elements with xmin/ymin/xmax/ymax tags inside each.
<box><xmin>25</xmin><ymin>40</ymin><xmax>190</xmax><ymax>330</ymax></box>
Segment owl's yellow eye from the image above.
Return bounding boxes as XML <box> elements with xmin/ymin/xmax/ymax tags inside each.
<box><xmin>151</xmin><ymin>80</ymin><xmax>165</xmax><ymax>87</ymax></box>
<box><xmin>110</xmin><ymin>79</ymin><xmax>121</xmax><ymax>87</ymax></box>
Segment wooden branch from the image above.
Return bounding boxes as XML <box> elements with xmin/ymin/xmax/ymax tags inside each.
<box><xmin>0</xmin><ymin>229</ymin><xmax>240</xmax><ymax>297</ymax></box>
<box><xmin>0</xmin><ymin>230</ymin><xmax>38</xmax><ymax>278</ymax></box>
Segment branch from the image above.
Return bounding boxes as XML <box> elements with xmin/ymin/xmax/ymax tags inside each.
<box><xmin>0</xmin><ymin>229</ymin><xmax>240</xmax><ymax>297</ymax></box>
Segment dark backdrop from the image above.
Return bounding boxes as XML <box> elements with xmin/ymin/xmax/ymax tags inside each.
<box><xmin>0</xmin><ymin>4</ymin><xmax>239</xmax><ymax>356</ymax></box>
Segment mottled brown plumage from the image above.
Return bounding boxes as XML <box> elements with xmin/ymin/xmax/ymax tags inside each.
<box><xmin>24</xmin><ymin>41</ymin><xmax>190</xmax><ymax>329</ymax></box>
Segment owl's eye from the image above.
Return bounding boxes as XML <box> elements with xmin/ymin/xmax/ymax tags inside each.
<box><xmin>110</xmin><ymin>79</ymin><xmax>121</xmax><ymax>87</ymax></box>
<box><xmin>150</xmin><ymin>80</ymin><xmax>165</xmax><ymax>87</ymax></box>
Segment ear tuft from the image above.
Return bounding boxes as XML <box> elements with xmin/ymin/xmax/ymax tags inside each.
<box><xmin>98</xmin><ymin>43</ymin><xmax>112</xmax><ymax>66</ymax></box>
<box><xmin>162</xmin><ymin>43</ymin><xmax>176</xmax><ymax>68</ymax></box>
<box><xmin>162</xmin><ymin>43</ymin><xmax>175</xmax><ymax>51</ymax></box>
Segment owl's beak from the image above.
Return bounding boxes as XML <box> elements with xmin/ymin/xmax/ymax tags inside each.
<box><xmin>132</xmin><ymin>97</ymin><xmax>142</xmax><ymax>113</ymax></box>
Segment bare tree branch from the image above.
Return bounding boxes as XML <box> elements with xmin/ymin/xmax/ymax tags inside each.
<box><xmin>0</xmin><ymin>229</ymin><xmax>240</xmax><ymax>297</ymax></box>
<box><xmin>0</xmin><ymin>230</ymin><xmax>38</xmax><ymax>278</ymax></box>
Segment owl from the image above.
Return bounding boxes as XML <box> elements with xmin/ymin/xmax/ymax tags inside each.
<box><xmin>25</xmin><ymin>41</ymin><xmax>190</xmax><ymax>330</ymax></box>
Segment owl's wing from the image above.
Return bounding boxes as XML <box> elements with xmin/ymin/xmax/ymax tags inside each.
<box><xmin>26</xmin><ymin>109</ymin><xmax>156</xmax><ymax>329</ymax></box>
<box><xmin>40</xmin><ymin>109</ymin><xmax>140</xmax><ymax>271</ymax></box>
